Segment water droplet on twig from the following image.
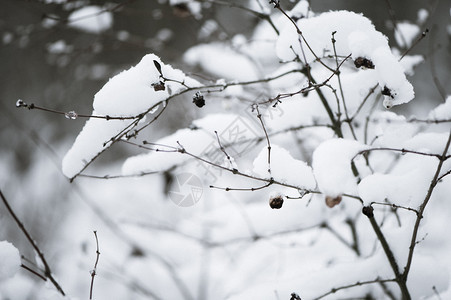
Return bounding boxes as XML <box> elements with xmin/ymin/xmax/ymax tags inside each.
<box><xmin>16</xmin><ymin>99</ymin><xmax>26</xmax><ymax>108</ymax></box>
<box><xmin>65</xmin><ymin>111</ymin><xmax>78</xmax><ymax>120</ymax></box>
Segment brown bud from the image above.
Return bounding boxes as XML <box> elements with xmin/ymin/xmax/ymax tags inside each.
<box><xmin>325</xmin><ymin>195</ymin><xmax>342</xmax><ymax>208</ymax></box>
<box><xmin>269</xmin><ymin>195</ymin><xmax>284</xmax><ymax>209</ymax></box>
<box><xmin>354</xmin><ymin>57</ymin><xmax>374</xmax><ymax>69</ymax></box>
<box><xmin>152</xmin><ymin>81</ymin><xmax>165</xmax><ymax>91</ymax></box>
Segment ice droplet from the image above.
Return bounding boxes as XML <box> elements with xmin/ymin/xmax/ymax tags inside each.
<box><xmin>65</xmin><ymin>111</ymin><xmax>78</xmax><ymax>120</ymax></box>
<box><xmin>15</xmin><ymin>99</ymin><xmax>25</xmax><ymax>107</ymax></box>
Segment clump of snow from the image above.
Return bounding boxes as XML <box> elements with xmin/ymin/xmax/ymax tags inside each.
<box><xmin>428</xmin><ymin>95</ymin><xmax>451</xmax><ymax>120</ymax></box>
<box><xmin>372</xmin><ymin>47</ymin><xmax>414</xmax><ymax>108</ymax></box>
<box><xmin>46</xmin><ymin>40</ymin><xmax>73</xmax><ymax>54</ymax></box>
<box><xmin>398</xmin><ymin>54</ymin><xmax>423</xmax><ymax>76</ymax></box>
<box><xmin>402</xmin><ymin>132</ymin><xmax>451</xmax><ymax>155</ymax></box>
<box><xmin>198</xmin><ymin>19</ymin><xmax>219</xmax><ymax>40</ymax></box>
<box><xmin>358</xmin><ymin>171</ymin><xmax>429</xmax><ymax>207</ymax></box>
<box><xmin>253</xmin><ymin>144</ymin><xmax>316</xmax><ymax>189</ymax></box>
<box><xmin>68</xmin><ymin>6</ymin><xmax>113</xmax><ymax>34</ymax></box>
<box><xmin>0</xmin><ymin>241</ymin><xmax>20</xmax><ymax>282</ymax></box>
<box><xmin>395</xmin><ymin>22</ymin><xmax>421</xmax><ymax>48</ymax></box>
<box><xmin>184</xmin><ymin>43</ymin><xmax>259</xmax><ymax>81</ymax></box>
<box><xmin>370</xmin><ymin>112</ymin><xmax>417</xmax><ymax>148</ymax></box>
<box><xmin>312</xmin><ymin>138</ymin><xmax>368</xmax><ymax>197</ymax></box>
<box><xmin>62</xmin><ymin>54</ymin><xmax>200</xmax><ymax>179</ymax></box>
<box><xmin>277</xmin><ymin>10</ymin><xmax>415</xmax><ymax>107</ymax></box>
<box><xmin>417</xmin><ymin>9</ymin><xmax>429</xmax><ymax>24</ymax></box>
<box><xmin>277</xmin><ymin>11</ymin><xmax>388</xmax><ymax>63</ymax></box>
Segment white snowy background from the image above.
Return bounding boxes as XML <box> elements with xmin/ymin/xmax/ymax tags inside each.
<box><xmin>1</xmin><ymin>1</ymin><xmax>450</xmax><ymax>299</ymax></box>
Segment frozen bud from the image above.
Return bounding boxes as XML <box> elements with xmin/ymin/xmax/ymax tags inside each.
<box><xmin>152</xmin><ymin>81</ymin><xmax>165</xmax><ymax>91</ymax></box>
<box><xmin>15</xmin><ymin>99</ymin><xmax>26</xmax><ymax>108</ymax></box>
<box><xmin>354</xmin><ymin>57</ymin><xmax>374</xmax><ymax>69</ymax></box>
<box><xmin>269</xmin><ymin>195</ymin><xmax>284</xmax><ymax>209</ymax></box>
<box><xmin>193</xmin><ymin>91</ymin><xmax>205</xmax><ymax>108</ymax></box>
<box><xmin>65</xmin><ymin>110</ymin><xmax>78</xmax><ymax>120</ymax></box>
<box><xmin>325</xmin><ymin>195</ymin><xmax>342</xmax><ymax>208</ymax></box>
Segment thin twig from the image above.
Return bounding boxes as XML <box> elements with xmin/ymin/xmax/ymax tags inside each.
<box><xmin>90</xmin><ymin>231</ymin><xmax>101</xmax><ymax>300</ymax></box>
<box><xmin>254</xmin><ymin>104</ymin><xmax>272</xmax><ymax>175</ymax></box>
<box><xmin>403</xmin><ymin>129</ymin><xmax>451</xmax><ymax>281</ymax></box>
<box><xmin>312</xmin><ymin>277</ymin><xmax>396</xmax><ymax>300</ymax></box>
<box><xmin>21</xmin><ymin>264</ymin><xmax>47</xmax><ymax>281</ymax></box>
<box><xmin>371</xmin><ymin>201</ymin><xmax>419</xmax><ymax>216</ymax></box>
<box><xmin>353</xmin><ymin>147</ymin><xmax>448</xmax><ymax>161</ymax></box>
<box><xmin>0</xmin><ymin>190</ymin><xmax>65</xmax><ymax>296</ymax></box>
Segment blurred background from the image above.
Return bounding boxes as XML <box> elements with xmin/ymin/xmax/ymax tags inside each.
<box><xmin>0</xmin><ymin>0</ymin><xmax>449</xmax><ymax>298</ymax></box>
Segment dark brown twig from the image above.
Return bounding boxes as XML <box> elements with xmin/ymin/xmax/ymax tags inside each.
<box><xmin>90</xmin><ymin>231</ymin><xmax>101</xmax><ymax>300</ymax></box>
<box><xmin>403</xmin><ymin>129</ymin><xmax>451</xmax><ymax>281</ymax></box>
<box><xmin>312</xmin><ymin>277</ymin><xmax>396</xmax><ymax>300</ymax></box>
<box><xmin>0</xmin><ymin>190</ymin><xmax>65</xmax><ymax>296</ymax></box>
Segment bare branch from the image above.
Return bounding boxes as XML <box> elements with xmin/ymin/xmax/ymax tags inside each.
<box><xmin>0</xmin><ymin>190</ymin><xmax>65</xmax><ymax>296</ymax></box>
<box><xmin>403</xmin><ymin>129</ymin><xmax>451</xmax><ymax>280</ymax></box>
<box><xmin>89</xmin><ymin>231</ymin><xmax>101</xmax><ymax>300</ymax></box>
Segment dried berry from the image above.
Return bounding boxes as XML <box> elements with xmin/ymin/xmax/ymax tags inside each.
<box><xmin>269</xmin><ymin>195</ymin><xmax>284</xmax><ymax>209</ymax></box>
<box><xmin>152</xmin><ymin>81</ymin><xmax>165</xmax><ymax>91</ymax></box>
<box><xmin>354</xmin><ymin>57</ymin><xmax>374</xmax><ymax>69</ymax></box>
<box><xmin>325</xmin><ymin>195</ymin><xmax>342</xmax><ymax>208</ymax></box>
<box><xmin>193</xmin><ymin>91</ymin><xmax>205</xmax><ymax>108</ymax></box>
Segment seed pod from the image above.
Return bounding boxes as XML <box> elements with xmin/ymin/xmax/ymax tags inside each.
<box><xmin>269</xmin><ymin>195</ymin><xmax>284</xmax><ymax>209</ymax></box>
<box><xmin>325</xmin><ymin>195</ymin><xmax>342</xmax><ymax>208</ymax></box>
<box><xmin>152</xmin><ymin>81</ymin><xmax>165</xmax><ymax>91</ymax></box>
<box><xmin>193</xmin><ymin>91</ymin><xmax>205</xmax><ymax>108</ymax></box>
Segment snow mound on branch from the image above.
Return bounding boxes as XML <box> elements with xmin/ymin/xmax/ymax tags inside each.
<box><xmin>62</xmin><ymin>54</ymin><xmax>200</xmax><ymax>179</ymax></box>
<box><xmin>312</xmin><ymin>138</ymin><xmax>368</xmax><ymax>197</ymax></box>
<box><xmin>0</xmin><ymin>241</ymin><xmax>20</xmax><ymax>281</ymax></box>
<box><xmin>68</xmin><ymin>6</ymin><xmax>113</xmax><ymax>34</ymax></box>
<box><xmin>428</xmin><ymin>95</ymin><xmax>451</xmax><ymax>120</ymax></box>
<box><xmin>358</xmin><ymin>171</ymin><xmax>429</xmax><ymax>207</ymax></box>
<box><xmin>253</xmin><ymin>144</ymin><xmax>316</xmax><ymax>189</ymax></box>
<box><xmin>276</xmin><ymin>10</ymin><xmax>414</xmax><ymax>107</ymax></box>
